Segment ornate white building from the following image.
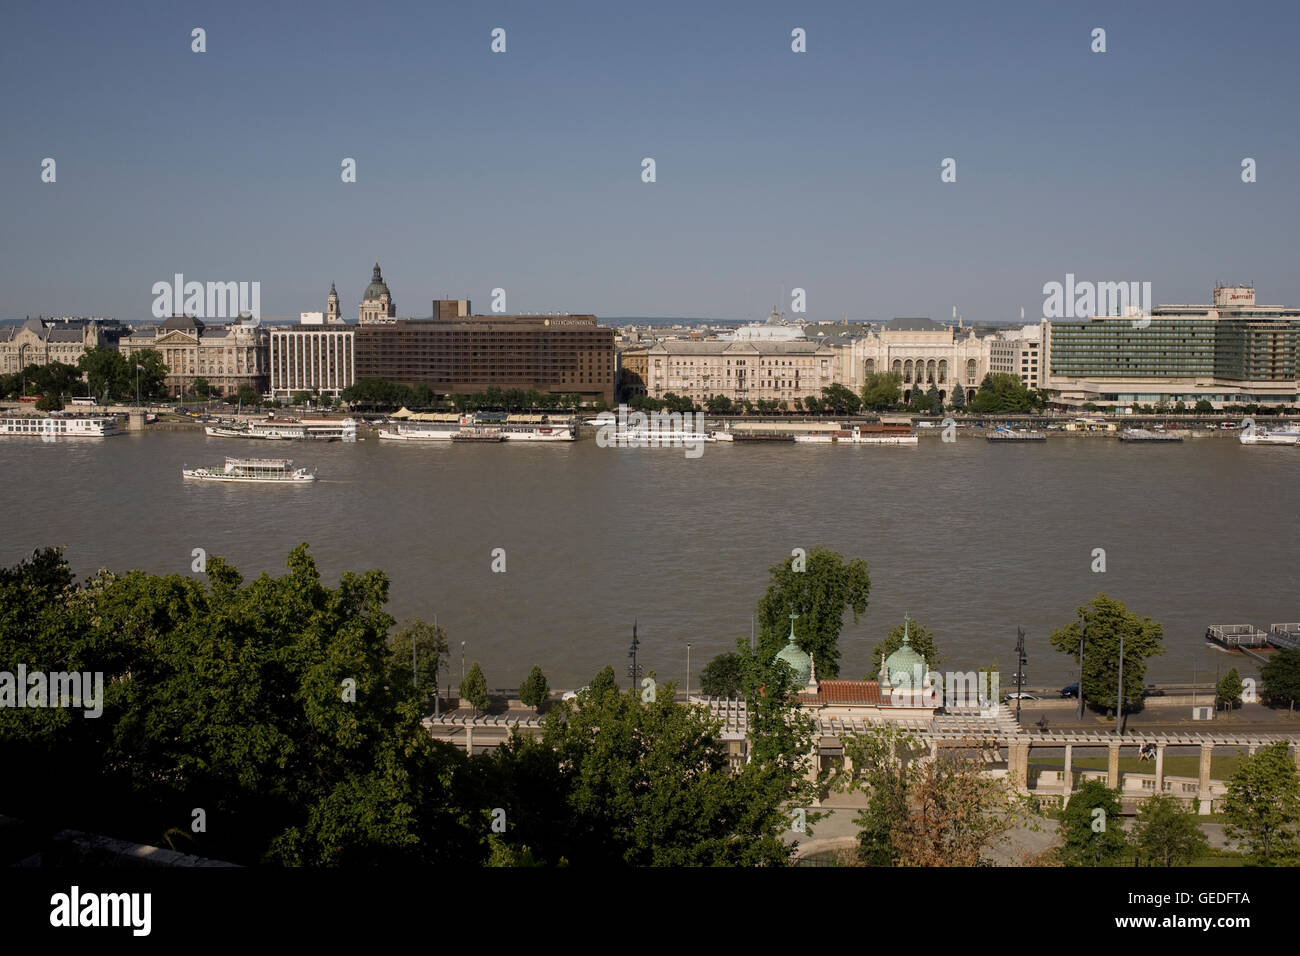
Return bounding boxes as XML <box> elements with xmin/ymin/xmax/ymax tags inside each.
<box><xmin>837</xmin><ymin>318</ymin><xmax>990</xmax><ymax>404</ymax></box>
<box><xmin>644</xmin><ymin>339</ymin><xmax>837</xmax><ymax>405</ymax></box>
<box><xmin>119</xmin><ymin>315</ymin><xmax>268</xmax><ymax>398</ymax></box>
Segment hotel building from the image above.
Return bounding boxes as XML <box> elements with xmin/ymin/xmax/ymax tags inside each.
<box><xmin>354</xmin><ymin>313</ymin><xmax>616</xmax><ymax>405</ymax></box>
<box><xmin>270</xmin><ymin>282</ymin><xmax>355</xmax><ymax>398</ymax></box>
<box><xmin>1043</xmin><ymin>285</ymin><xmax>1300</xmax><ymax>409</ymax></box>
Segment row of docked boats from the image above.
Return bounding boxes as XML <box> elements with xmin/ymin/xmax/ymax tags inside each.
<box><xmin>1239</xmin><ymin>426</ymin><xmax>1300</xmax><ymax>446</ymax></box>
<box><xmin>377</xmin><ymin>412</ymin><xmax>576</xmax><ymax>442</ymax></box>
<box><xmin>204</xmin><ymin>416</ymin><xmax>356</xmax><ymax>442</ymax></box>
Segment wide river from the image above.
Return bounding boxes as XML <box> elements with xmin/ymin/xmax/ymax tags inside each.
<box><xmin>1</xmin><ymin>430</ymin><xmax>1295</xmax><ymax>691</ymax></box>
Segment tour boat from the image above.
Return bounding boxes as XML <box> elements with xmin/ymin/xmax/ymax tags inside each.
<box><xmin>0</xmin><ymin>415</ymin><xmax>124</xmax><ymax>438</ymax></box>
<box><xmin>1239</xmin><ymin>426</ymin><xmax>1300</xmax><ymax>446</ymax></box>
<box><xmin>182</xmin><ymin>457</ymin><xmax>316</xmax><ymax>482</ymax></box>
<box><xmin>379</xmin><ymin>413</ymin><xmax>576</xmax><ymax>442</ymax></box>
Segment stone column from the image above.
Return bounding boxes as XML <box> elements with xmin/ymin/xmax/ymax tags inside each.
<box><xmin>465</xmin><ymin>722</ymin><xmax>473</xmax><ymax>756</ymax></box>
<box><xmin>806</xmin><ymin>747</ymin><xmax>822</xmax><ymax>808</ymax></box>
<box><xmin>1154</xmin><ymin>744</ymin><xmax>1165</xmax><ymax>795</ymax></box>
<box><xmin>1197</xmin><ymin>743</ymin><xmax>1213</xmax><ymax>814</ymax></box>
<box><xmin>1009</xmin><ymin>741</ymin><xmax>1029</xmax><ymax>791</ymax></box>
<box><xmin>1107</xmin><ymin>742</ymin><xmax>1120</xmax><ymax>790</ymax></box>
<box><xmin>1062</xmin><ymin>744</ymin><xmax>1073</xmax><ymax>806</ymax></box>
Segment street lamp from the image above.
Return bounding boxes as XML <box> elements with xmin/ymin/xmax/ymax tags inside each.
<box><xmin>461</xmin><ymin>641</ymin><xmax>466</xmax><ymax>693</ymax></box>
<box><xmin>627</xmin><ymin>622</ymin><xmax>642</xmax><ymax>689</ymax></box>
<box><xmin>686</xmin><ymin>643</ymin><xmax>692</xmax><ymax>699</ymax></box>
<box><xmin>1077</xmin><ymin>617</ymin><xmax>1087</xmax><ymax>721</ymax></box>
<box><xmin>1014</xmin><ymin>626</ymin><xmax>1027</xmax><ymax>721</ymax></box>
<box><xmin>1116</xmin><ymin>630</ymin><xmax>1126</xmax><ymax>736</ymax></box>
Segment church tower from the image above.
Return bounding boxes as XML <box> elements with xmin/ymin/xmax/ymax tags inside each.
<box><xmin>326</xmin><ymin>281</ymin><xmax>341</xmax><ymax>324</ymax></box>
<box><xmin>358</xmin><ymin>263</ymin><xmax>396</xmax><ymax>324</ymax></box>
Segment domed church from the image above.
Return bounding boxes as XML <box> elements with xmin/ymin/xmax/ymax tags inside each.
<box><xmin>358</xmin><ymin>263</ymin><xmax>397</xmax><ymax>324</ymax></box>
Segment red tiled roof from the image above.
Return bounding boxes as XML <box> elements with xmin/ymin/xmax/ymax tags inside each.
<box><xmin>814</xmin><ymin>680</ymin><xmax>883</xmax><ymax>705</ymax></box>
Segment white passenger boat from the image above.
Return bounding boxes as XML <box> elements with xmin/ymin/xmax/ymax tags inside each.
<box><xmin>0</xmin><ymin>415</ymin><xmax>124</xmax><ymax>438</ymax></box>
<box><xmin>182</xmin><ymin>457</ymin><xmax>316</xmax><ymax>482</ymax></box>
<box><xmin>206</xmin><ymin>417</ymin><xmax>356</xmax><ymax>442</ymax></box>
<box><xmin>379</xmin><ymin>413</ymin><xmax>576</xmax><ymax>442</ymax></box>
<box><xmin>1240</xmin><ymin>426</ymin><xmax>1300</xmax><ymax>446</ymax></box>
<box><xmin>607</xmin><ymin>429</ymin><xmax>716</xmax><ymax>444</ymax></box>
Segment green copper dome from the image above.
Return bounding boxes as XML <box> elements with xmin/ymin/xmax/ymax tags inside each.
<box><xmin>884</xmin><ymin>617</ymin><xmax>925</xmax><ymax>686</ymax></box>
<box><xmin>773</xmin><ymin>615</ymin><xmax>812</xmax><ymax>686</ymax></box>
<box><xmin>364</xmin><ymin>263</ymin><xmax>390</xmax><ymax>299</ymax></box>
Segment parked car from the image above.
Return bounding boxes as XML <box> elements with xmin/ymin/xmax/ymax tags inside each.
<box><xmin>562</xmin><ymin>686</ymin><xmax>589</xmax><ymax>702</ymax></box>
<box><xmin>1004</xmin><ymin>692</ymin><xmax>1040</xmax><ymax>701</ymax></box>
<box><xmin>1060</xmin><ymin>683</ymin><xmax>1079</xmax><ymax>698</ymax></box>
<box><xmin>1142</xmin><ymin>685</ymin><xmax>1166</xmax><ymax>698</ymax></box>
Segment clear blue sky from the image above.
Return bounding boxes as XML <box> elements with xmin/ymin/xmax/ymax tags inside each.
<box><xmin>3</xmin><ymin>0</ymin><xmax>1298</xmax><ymax>323</ymax></box>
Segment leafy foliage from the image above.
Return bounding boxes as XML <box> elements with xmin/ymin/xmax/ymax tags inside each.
<box><xmin>1132</xmin><ymin>795</ymin><xmax>1209</xmax><ymax>866</ymax></box>
<box><xmin>1222</xmin><ymin>742</ymin><xmax>1300</xmax><ymax>865</ymax></box>
<box><xmin>869</xmin><ymin>618</ymin><xmax>942</xmax><ymax>675</ymax></box>
<box><xmin>860</xmin><ymin>372</ymin><xmax>902</xmax><ymax>411</ymax></box>
<box><xmin>1261</xmin><ymin>649</ymin><xmax>1300</xmax><ymax>709</ymax></box>
<box><xmin>756</xmin><ymin>547</ymin><xmax>870</xmax><ymax>679</ymax></box>
<box><xmin>1055</xmin><ymin>780</ymin><xmax>1128</xmax><ymax>866</ymax></box>
<box><xmin>969</xmin><ymin>372</ymin><xmax>1043</xmax><ymax>413</ymax></box>
<box><xmin>699</xmin><ymin>651</ymin><xmax>744</xmax><ymax>697</ymax></box>
<box><xmin>519</xmin><ymin>665</ymin><xmax>549</xmax><ymax>709</ymax></box>
<box><xmin>1047</xmin><ymin>593</ymin><xmax>1165</xmax><ymax>726</ymax></box>
<box><xmin>1216</xmin><ymin>668</ymin><xmax>1244</xmax><ymax>708</ymax></box>
<box><xmin>462</xmin><ymin>662</ymin><xmax>489</xmax><ymax>715</ymax></box>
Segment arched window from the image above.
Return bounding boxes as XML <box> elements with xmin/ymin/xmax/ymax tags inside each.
<box><xmin>966</xmin><ymin>359</ymin><xmax>977</xmax><ymax>384</ymax></box>
<box><xmin>864</xmin><ymin>358</ymin><xmax>875</xmax><ymax>375</ymax></box>
<box><xmin>926</xmin><ymin>359</ymin><xmax>937</xmax><ymax>383</ymax></box>
<box><xmin>904</xmin><ymin>360</ymin><xmax>913</xmax><ymax>383</ymax></box>
<box><xmin>892</xmin><ymin>359</ymin><xmax>902</xmax><ymax>377</ymax></box>
<box><xmin>938</xmin><ymin>360</ymin><xmax>947</xmax><ymax>383</ymax></box>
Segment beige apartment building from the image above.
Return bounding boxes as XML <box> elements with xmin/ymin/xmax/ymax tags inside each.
<box><xmin>644</xmin><ymin>339</ymin><xmax>837</xmax><ymax>405</ymax></box>
<box><xmin>989</xmin><ymin>324</ymin><xmax>1042</xmax><ymax>390</ymax></box>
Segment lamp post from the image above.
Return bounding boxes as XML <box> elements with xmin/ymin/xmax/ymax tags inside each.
<box><xmin>461</xmin><ymin>641</ymin><xmax>466</xmax><ymax>696</ymax></box>
<box><xmin>1116</xmin><ymin>630</ymin><xmax>1125</xmax><ymax>736</ymax></box>
<box><xmin>1077</xmin><ymin>617</ymin><xmax>1086</xmax><ymax>721</ymax></box>
<box><xmin>627</xmin><ymin>622</ymin><xmax>642</xmax><ymax>689</ymax></box>
<box><xmin>686</xmin><ymin>643</ymin><xmax>692</xmax><ymax>699</ymax></box>
<box><xmin>1014</xmin><ymin>626</ymin><xmax>1027</xmax><ymax>722</ymax></box>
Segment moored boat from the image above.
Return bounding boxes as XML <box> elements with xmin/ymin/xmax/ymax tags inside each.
<box><xmin>0</xmin><ymin>414</ymin><xmax>124</xmax><ymax>438</ymax></box>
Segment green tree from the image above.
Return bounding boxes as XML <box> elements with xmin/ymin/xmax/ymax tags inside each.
<box><xmin>192</xmin><ymin>377</ymin><xmax>212</xmax><ymax>400</ymax></box>
<box><xmin>1216</xmin><ymin>668</ymin><xmax>1244</xmax><ymax>710</ymax></box>
<box><xmin>1222</xmin><ymin>742</ymin><xmax>1300</xmax><ymax>865</ymax></box>
<box><xmin>292</xmin><ymin>390</ymin><xmax>311</xmax><ymax>406</ymax></box>
<box><xmin>519</xmin><ymin>665</ymin><xmax>550</xmax><ymax>709</ymax></box>
<box><xmin>0</xmin><ymin>544</ymin><xmax>479</xmax><ymax>866</ymax></box>
<box><xmin>1194</xmin><ymin>399</ymin><xmax>1214</xmax><ymax>413</ymax></box>
<box><xmin>1056</xmin><ymin>780</ymin><xmax>1128</xmax><ymax>866</ymax></box>
<box><xmin>235</xmin><ymin>386</ymin><xmax>261</xmax><ymax>408</ymax></box>
<box><xmin>869</xmin><ymin>617</ymin><xmax>942</xmax><ymax>675</ymax></box>
<box><xmin>483</xmin><ymin>672</ymin><xmax>806</xmax><ymax>866</ymax></box>
<box><xmin>587</xmin><ymin>665</ymin><xmax>619</xmax><ymax>701</ymax></box>
<box><xmin>386</xmin><ymin>618</ymin><xmax>448</xmax><ymax>712</ymax></box>
<box><xmin>1132</xmin><ymin>794</ymin><xmax>1209</xmax><ymax>866</ymax></box>
<box><xmin>969</xmin><ymin>372</ymin><xmax>1038</xmax><ymax>414</ymax></box>
<box><xmin>821</xmin><ymin>383</ymin><xmax>861</xmax><ymax>416</ymax></box>
<box><xmin>1262</xmin><ymin>648</ymin><xmax>1300</xmax><ymax>710</ymax></box>
<box><xmin>1048</xmin><ymin>593</ymin><xmax>1165</xmax><ymax>731</ymax></box>
<box><xmin>838</xmin><ymin>724</ymin><xmax>1025</xmax><ymax>866</ymax></box>
<box><xmin>705</xmin><ymin>394</ymin><xmax>733</xmax><ymax>414</ymax></box>
<box><xmin>77</xmin><ymin>347</ymin><xmax>130</xmax><ymax>401</ymax></box>
<box><xmin>755</xmin><ymin>547</ymin><xmax>870</xmax><ymax>678</ymax></box>
<box><xmin>34</xmin><ymin>393</ymin><xmax>64</xmax><ymax>411</ymax></box>
<box><xmin>949</xmin><ymin>381</ymin><xmax>967</xmax><ymax>410</ymax></box>
<box><xmin>699</xmin><ymin>652</ymin><xmax>743</xmax><ymax>698</ymax></box>
<box><xmin>926</xmin><ymin>382</ymin><xmax>941</xmax><ymax>414</ymax></box>
<box><xmin>461</xmin><ymin>662</ymin><xmax>489</xmax><ymax>716</ymax></box>
<box><xmin>860</xmin><ymin>372</ymin><xmax>902</xmax><ymax>411</ymax></box>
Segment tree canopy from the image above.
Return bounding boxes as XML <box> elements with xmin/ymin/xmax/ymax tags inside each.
<box><xmin>755</xmin><ymin>548</ymin><xmax>870</xmax><ymax>678</ymax></box>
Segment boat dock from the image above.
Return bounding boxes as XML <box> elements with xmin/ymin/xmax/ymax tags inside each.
<box><xmin>1206</xmin><ymin>624</ymin><xmax>1270</xmax><ymax>648</ymax></box>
